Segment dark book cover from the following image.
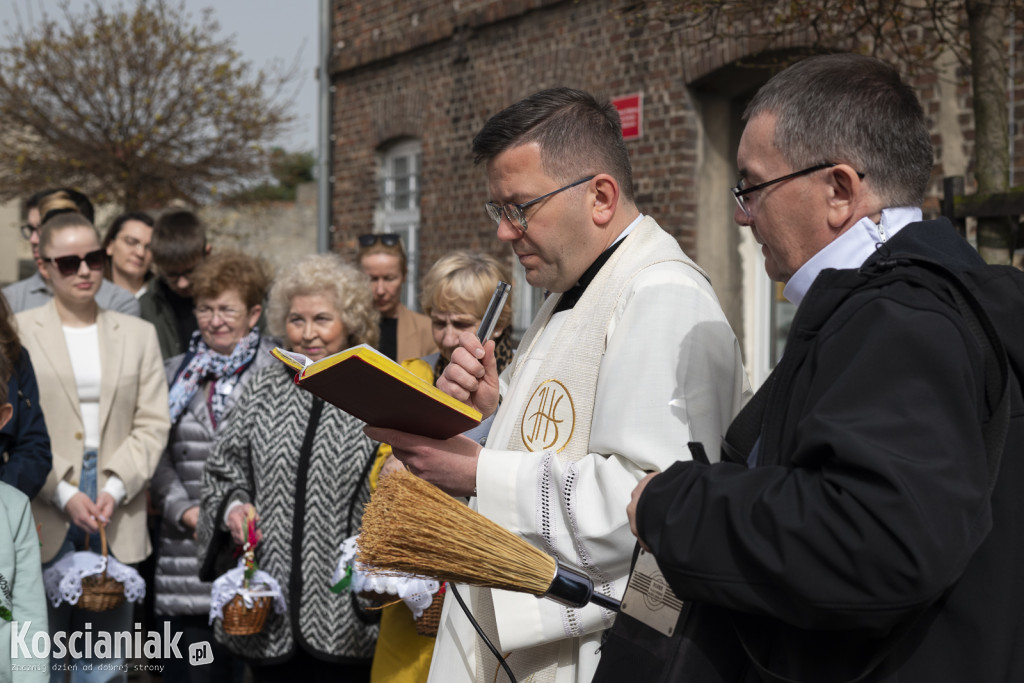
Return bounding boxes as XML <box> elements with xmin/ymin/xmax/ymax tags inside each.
<box><xmin>272</xmin><ymin>345</ymin><xmax>482</xmax><ymax>439</ymax></box>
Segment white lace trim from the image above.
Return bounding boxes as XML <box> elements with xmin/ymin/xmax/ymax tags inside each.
<box><xmin>536</xmin><ymin>451</ymin><xmax>579</xmax><ymax>638</ymax></box>
<box><xmin>42</xmin><ymin>552</ymin><xmax>146</xmax><ymax>608</ymax></box>
<box><xmin>536</xmin><ymin>452</ymin><xmax>559</xmax><ymax>557</ymax></box>
<box><xmin>564</xmin><ymin>461</ymin><xmax>616</xmax><ymax>629</ymax></box>
<box><xmin>208</xmin><ymin>562</ymin><xmax>287</xmax><ymax>625</ymax></box>
<box><xmin>337</xmin><ymin>536</ymin><xmax>440</xmax><ymax>620</ymax></box>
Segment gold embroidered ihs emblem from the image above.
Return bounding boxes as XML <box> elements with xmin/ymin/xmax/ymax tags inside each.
<box><xmin>521</xmin><ymin>379</ymin><xmax>575</xmax><ymax>452</ymax></box>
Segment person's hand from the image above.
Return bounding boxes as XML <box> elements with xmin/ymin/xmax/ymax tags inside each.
<box><xmin>65</xmin><ymin>492</ymin><xmax>102</xmax><ymax>533</ymax></box>
<box><xmin>628</xmin><ymin>472</ymin><xmax>658</xmax><ymax>553</ymax></box>
<box><xmin>180</xmin><ymin>506</ymin><xmax>200</xmax><ymax>530</ymax></box>
<box><xmin>364</xmin><ymin>426</ymin><xmax>481</xmax><ymax>497</ymax></box>
<box><xmin>95</xmin><ymin>492</ymin><xmax>116</xmax><ymax>524</ymax></box>
<box><xmin>227</xmin><ymin>503</ymin><xmax>261</xmax><ymax>546</ymax></box>
<box><xmin>436</xmin><ymin>331</ymin><xmax>500</xmax><ymax>418</ymax></box>
<box><xmin>379</xmin><ymin>454</ymin><xmax>406</xmax><ymax>479</ymax></box>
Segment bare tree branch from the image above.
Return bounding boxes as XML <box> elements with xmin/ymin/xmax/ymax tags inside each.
<box><xmin>0</xmin><ymin>0</ymin><xmax>296</xmax><ymax>209</ymax></box>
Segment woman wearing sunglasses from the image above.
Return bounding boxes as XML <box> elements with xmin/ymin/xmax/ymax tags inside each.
<box><xmin>16</xmin><ymin>192</ymin><xmax>170</xmax><ymax>682</ymax></box>
<box><xmin>357</xmin><ymin>233</ymin><xmax>436</xmax><ymax>363</ymax></box>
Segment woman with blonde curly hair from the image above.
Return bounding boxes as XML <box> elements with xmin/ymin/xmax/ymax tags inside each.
<box><xmin>197</xmin><ymin>253</ymin><xmax>380</xmax><ymax>682</ymax></box>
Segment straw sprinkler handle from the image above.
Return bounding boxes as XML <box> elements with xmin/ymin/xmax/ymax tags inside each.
<box><xmin>543</xmin><ymin>563</ymin><xmax>620</xmax><ymax>612</ymax></box>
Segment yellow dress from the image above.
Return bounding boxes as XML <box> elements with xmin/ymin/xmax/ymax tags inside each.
<box><xmin>369</xmin><ymin>357</ymin><xmax>438</xmax><ymax>683</ymax></box>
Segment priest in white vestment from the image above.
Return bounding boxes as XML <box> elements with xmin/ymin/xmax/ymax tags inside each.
<box><xmin>368</xmin><ymin>87</ymin><xmax>749</xmax><ymax>683</ymax></box>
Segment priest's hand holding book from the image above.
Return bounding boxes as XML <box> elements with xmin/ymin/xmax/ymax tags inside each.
<box><xmin>366</xmin><ymin>328</ymin><xmax>498</xmax><ymax>497</ymax></box>
<box><xmin>364</xmin><ymin>425</ymin><xmax>481</xmax><ymax>498</ymax></box>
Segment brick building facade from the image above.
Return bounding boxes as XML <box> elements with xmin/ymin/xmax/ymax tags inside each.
<box><xmin>327</xmin><ymin>0</ymin><xmax>1024</xmax><ymax>383</ymax></box>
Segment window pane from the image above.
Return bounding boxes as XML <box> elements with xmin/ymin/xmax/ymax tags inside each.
<box><xmin>393</xmin><ymin>156</ymin><xmax>411</xmax><ymax>210</ymax></box>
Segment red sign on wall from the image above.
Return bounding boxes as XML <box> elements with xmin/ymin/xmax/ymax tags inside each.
<box><xmin>612</xmin><ymin>93</ymin><xmax>643</xmax><ymax>140</ymax></box>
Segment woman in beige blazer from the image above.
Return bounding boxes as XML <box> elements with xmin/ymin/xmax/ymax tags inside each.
<box><xmin>15</xmin><ymin>192</ymin><xmax>169</xmax><ymax>682</ymax></box>
<box><xmin>357</xmin><ymin>234</ymin><xmax>437</xmax><ymax>362</ymax></box>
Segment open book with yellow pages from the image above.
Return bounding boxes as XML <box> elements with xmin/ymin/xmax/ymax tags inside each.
<box><xmin>271</xmin><ymin>344</ymin><xmax>482</xmax><ymax>439</ymax></box>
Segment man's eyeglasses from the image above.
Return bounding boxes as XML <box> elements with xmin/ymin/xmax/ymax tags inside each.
<box><xmin>732</xmin><ymin>163</ymin><xmax>865</xmax><ymax>220</ymax></box>
<box><xmin>42</xmin><ymin>248</ymin><xmax>106</xmax><ymax>277</ymax></box>
<box><xmin>358</xmin><ymin>233</ymin><xmax>401</xmax><ymax>248</ymax></box>
<box><xmin>194</xmin><ymin>306</ymin><xmax>245</xmax><ymax>323</ymax></box>
<box><xmin>485</xmin><ymin>175</ymin><xmax>595</xmax><ymax>232</ymax></box>
<box><xmin>20</xmin><ymin>224</ymin><xmax>37</xmax><ymax>240</ymax></box>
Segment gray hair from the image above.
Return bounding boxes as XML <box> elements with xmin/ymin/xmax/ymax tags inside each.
<box><xmin>267</xmin><ymin>253</ymin><xmax>379</xmax><ymax>349</ymax></box>
<box><xmin>746</xmin><ymin>53</ymin><xmax>934</xmax><ymax>207</ymax></box>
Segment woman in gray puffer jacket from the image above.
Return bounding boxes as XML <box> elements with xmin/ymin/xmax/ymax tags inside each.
<box><xmin>150</xmin><ymin>251</ymin><xmax>275</xmax><ymax>683</ymax></box>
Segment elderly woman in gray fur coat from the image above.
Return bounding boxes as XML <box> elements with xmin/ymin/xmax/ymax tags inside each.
<box><xmin>197</xmin><ymin>254</ymin><xmax>381</xmax><ymax>683</ymax></box>
<box><xmin>150</xmin><ymin>251</ymin><xmax>275</xmax><ymax>683</ymax></box>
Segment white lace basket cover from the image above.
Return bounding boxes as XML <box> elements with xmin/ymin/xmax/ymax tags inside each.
<box><xmin>336</xmin><ymin>535</ymin><xmax>440</xmax><ymax>620</ymax></box>
<box><xmin>208</xmin><ymin>562</ymin><xmax>287</xmax><ymax>625</ymax></box>
<box><xmin>43</xmin><ymin>551</ymin><xmax>146</xmax><ymax>608</ymax></box>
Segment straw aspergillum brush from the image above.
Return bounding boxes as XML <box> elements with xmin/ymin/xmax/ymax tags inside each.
<box><xmin>356</xmin><ymin>469</ymin><xmax>620</xmax><ymax>612</ymax></box>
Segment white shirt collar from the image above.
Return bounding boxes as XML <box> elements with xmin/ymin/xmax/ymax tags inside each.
<box><xmin>615</xmin><ymin>213</ymin><xmax>643</xmax><ymax>245</ymax></box>
<box><xmin>783</xmin><ymin>206</ymin><xmax>922</xmax><ymax>306</ymax></box>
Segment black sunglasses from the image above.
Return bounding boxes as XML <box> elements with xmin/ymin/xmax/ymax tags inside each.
<box><xmin>42</xmin><ymin>248</ymin><xmax>107</xmax><ymax>276</ymax></box>
<box><xmin>358</xmin><ymin>233</ymin><xmax>401</xmax><ymax>248</ymax></box>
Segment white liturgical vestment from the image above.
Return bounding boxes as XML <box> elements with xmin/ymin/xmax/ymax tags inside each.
<box><xmin>427</xmin><ymin>216</ymin><xmax>749</xmax><ymax>683</ymax></box>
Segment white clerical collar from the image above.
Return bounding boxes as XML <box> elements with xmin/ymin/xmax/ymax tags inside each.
<box><xmin>615</xmin><ymin>213</ymin><xmax>643</xmax><ymax>245</ymax></box>
<box><xmin>784</xmin><ymin>206</ymin><xmax>922</xmax><ymax>306</ymax></box>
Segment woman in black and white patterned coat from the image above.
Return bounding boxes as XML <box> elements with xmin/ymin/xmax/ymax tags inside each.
<box><xmin>197</xmin><ymin>254</ymin><xmax>380</xmax><ymax>682</ymax></box>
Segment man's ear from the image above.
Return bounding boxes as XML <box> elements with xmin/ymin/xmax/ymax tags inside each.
<box><xmin>591</xmin><ymin>174</ymin><xmax>620</xmax><ymax>227</ymax></box>
<box><xmin>0</xmin><ymin>402</ymin><xmax>13</xmax><ymax>431</ymax></box>
<box><xmin>825</xmin><ymin>164</ymin><xmax>863</xmax><ymax>230</ymax></box>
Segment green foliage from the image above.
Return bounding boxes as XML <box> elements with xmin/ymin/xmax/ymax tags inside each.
<box><xmin>227</xmin><ymin>147</ymin><xmax>314</xmax><ymax>203</ymax></box>
<box><xmin>0</xmin><ymin>0</ymin><xmax>296</xmax><ymax>209</ymax></box>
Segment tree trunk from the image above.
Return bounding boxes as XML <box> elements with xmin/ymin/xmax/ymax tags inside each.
<box><xmin>967</xmin><ymin>0</ymin><xmax>1013</xmax><ymax>264</ymax></box>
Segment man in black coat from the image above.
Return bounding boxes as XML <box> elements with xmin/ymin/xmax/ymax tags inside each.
<box><xmin>594</xmin><ymin>53</ymin><xmax>1024</xmax><ymax>682</ymax></box>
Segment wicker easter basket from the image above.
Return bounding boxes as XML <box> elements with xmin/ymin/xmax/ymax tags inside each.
<box><xmin>78</xmin><ymin>524</ymin><xmax>126</xmax><ymax>612</ymax></box>
<box><xmin>221</xmin><ymin>593</ymin><xmax>273</xmax><ymax>636</ymax></box>
<box><xmin>220</xmin><ymin>509</ymin><xmax>273</xmax><ymax>636</ymax></box>
<box><xmin>414</xmin><ymin>583</ymin><xmax>445</xmax><ymax>637</ymax></box>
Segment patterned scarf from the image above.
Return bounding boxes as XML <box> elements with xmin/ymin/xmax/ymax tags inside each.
<box><xmin>432</xmin><ymin>328</ymin><xmax>515</xmax><ymax>380</ymax></box>
<box><xmin>168</xmin><ymin>327</ymin><xmax>261</xmax><ymax>428</ymax></box>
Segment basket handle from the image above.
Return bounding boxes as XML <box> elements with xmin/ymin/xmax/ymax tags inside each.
<box><xmin>98</xmin><ymin>521</ymin><xmax>109</xmax><ymax>579</ymax></box>
<box><xmin>81</xmin><ymin>520</ymin><xmax>110</xmax><ymax>578</ymax></box>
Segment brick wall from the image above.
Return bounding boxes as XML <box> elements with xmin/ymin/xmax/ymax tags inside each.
<box><xmin>329</xmin><ymin>0</ymin><xmax>719</xmax><ymax>271</ymax></box>
<box><xmin>328</xmin><ymin>0</ymin><xmax>1024</xmax><ymax>338</ymax></box>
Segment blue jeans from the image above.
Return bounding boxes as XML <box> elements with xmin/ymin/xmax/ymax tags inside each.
<box><xmin>45</xmin><ymin>450</ymin><xmax>132</xmax><ymax>683</ymax></box>
<box><xmin>65</xmin><ymin>451</ymin><xmax>102</xmax><ymax>554</ymax></box>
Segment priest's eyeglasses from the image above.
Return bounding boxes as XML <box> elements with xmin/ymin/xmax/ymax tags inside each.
<box><xmin>485</xmin><ymin>175</ymin><xmax>595</xmax><ymax>232</ymax></box>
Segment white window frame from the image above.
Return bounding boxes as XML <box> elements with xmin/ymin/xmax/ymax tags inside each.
<box><xmin>374</xmin><ymin>138</ymin><xmax>422</xmax><ymax>310</ymax></box>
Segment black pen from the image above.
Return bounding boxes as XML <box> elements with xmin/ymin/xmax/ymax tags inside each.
<box><xmin>476</xmin><ymin>281</ymin><xmax>511</xmax><ymax>342</ymax></box>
